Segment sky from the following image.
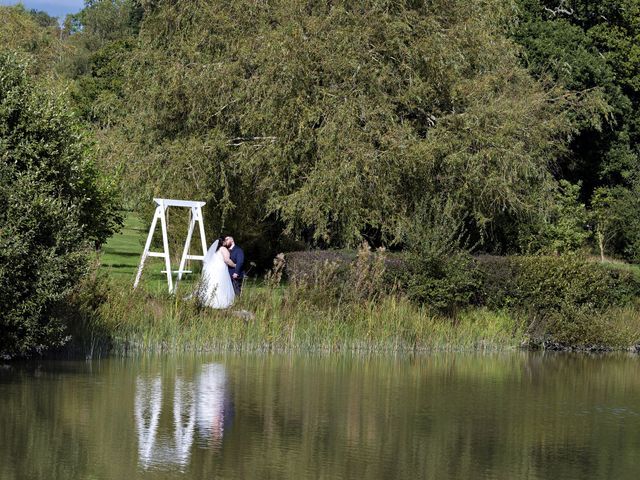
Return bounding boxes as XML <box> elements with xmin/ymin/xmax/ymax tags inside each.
<box><xmin>0</xmin><ymin>1</ymin><xmax>85</xmax><ymax>19</ymax></box>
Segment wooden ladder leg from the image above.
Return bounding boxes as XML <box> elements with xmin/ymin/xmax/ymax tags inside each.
<box><xmin>177</xmin><ymin>208</ymin><xmax>197</xmax><ymax>283</ymax></box>
<box><xmin>159</xmin><ymin>205</ymin><xmax>173</xmax><ymax>293</ymax></box>
<box><xmin>134</xmin><ymin>207</ymin><xmax>161</xmax><ymax>289</ymax></box>
<box><xmin>196</xmin><ymin>206</ymin><xmax>208</xmax><ymax>258</ymax></box>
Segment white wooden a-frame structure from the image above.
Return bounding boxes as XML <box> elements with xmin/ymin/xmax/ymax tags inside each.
<box><xmin>134</xmin><ymin>198</ymin><xmax>208</xmax><ymax>293</ymax></box>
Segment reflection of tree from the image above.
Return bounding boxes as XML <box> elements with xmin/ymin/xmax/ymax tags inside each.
<box><xmin>133</xmin><ymin>363</ymin><xmax>228</xmax><ymax>470</ymax></box>
<box><xmin>3</xmin><ymin>355</ymin><xmax>640</xmax><ymax>478</ymax></box>
<box><xmin>218</xmin><ymin>353</ymin><xmax>640</xmax><ymax>479</ymax></box>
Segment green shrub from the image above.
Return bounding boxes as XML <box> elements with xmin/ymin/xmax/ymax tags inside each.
<box><xmin>285</xmin><ymin>247</ymin><xmax>483</xmax><ymax>316</ymax></box>
<box><xmin>0</xmin><ymin>52</ymin><xmax>122</xmax><ymax>357</ymax></box>
<box><xmin>347</xmin><ymin>243</ymin><xmax>389</xmax><ymax>303</ymax></box>
<box><xmin>283</xmin><ymin>243</ymin><xmax>391</xmax><ymax>308</ymax></box>
<box><xmin>477</xmin><ymin>255</ymin><xmax>640</xmax><ymax>348</ymax></box>
<box><xmin>541</xmin><ymin>303</ymin><xmax>628</xmax><ymax>351</ymax></box>
<box><xmin>50</xmin><ymin>264</ymin><xmax>114</xmax><ymax>356</ymax></box>
<box><xmin>284</xmin><ymin>250</ymin><xmax>355</xmax><ymax>284</ymax></box>
<box><xmin>283</xmin><ymin>245</ymin><xmax>640</xmax><ymax>349</ymax></box>
<box><xmin>517</xmin><ymin>180</ymin><xmax>590</xmax><ymax>255</ymax></box>
<box><xmin>477</xmin><ymin>255</ymin><xmax>640</xmax><ymax>313</ymax></box>
<box><xmin>474</xmin><ymin>255</ymin><xmax>520</xmax><ymax>309</ymax></box>
<box><xmin>400</xmin><ymin>197</ymin><xmax>483</xmax><ymax>315</ymax></box>
<box><xmin>404</xmin><ymin>251</ymin><xmax>482</xmax><ymax>315</ymax></box>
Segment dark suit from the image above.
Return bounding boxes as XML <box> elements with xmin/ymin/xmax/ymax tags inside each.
<box><xmin>228</xmin><ymin>245</ymin><xmax>245</xmax><ymax>295</ymax></box>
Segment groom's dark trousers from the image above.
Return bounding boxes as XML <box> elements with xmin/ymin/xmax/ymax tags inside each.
<box><xmin>229</xmin><ymin>246</ymin><xmax>245</xmax><ymax>295</ymax></box>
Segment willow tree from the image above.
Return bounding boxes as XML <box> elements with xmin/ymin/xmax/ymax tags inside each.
<box><xmin>0</xmin><ymin>5</ymin><xmax>67</xmax><ymax>75</ymax></box>
<box><xmin>119</xmin><ymin>0</ymin><xmax>575</xmax><ymax>252</ymax></box>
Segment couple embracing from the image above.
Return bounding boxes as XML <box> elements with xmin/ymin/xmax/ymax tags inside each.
<box><xmin>199</xmin><ymin>235</ymin><xmax>244</xmax><ymax>309</ymax></box>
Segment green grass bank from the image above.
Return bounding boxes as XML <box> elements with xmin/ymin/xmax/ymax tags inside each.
<box><xmin>85</xmin><ymin>217</ymin><xmax>640</xmax><ymax>355</ymax></box>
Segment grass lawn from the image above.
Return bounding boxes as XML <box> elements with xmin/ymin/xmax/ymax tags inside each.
<box><xmin>99</xmin><ymin>215</ymin><xmax>201</xmax><ymax>295</ymax></box>
<box><xmin>600</xmin><ymin>259</ymin><xmax>640</xmax><ymax>277</ymax></box>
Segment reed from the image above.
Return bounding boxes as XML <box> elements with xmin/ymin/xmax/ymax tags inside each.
<box><xmin>94</xmin><ymin>278</ymin><xmax>527</xmax><ymax>355</ymax></box>
<box><xmin>90</xmin><ymin>216</ymin><xmax>640</xmax><ymax>355</ymax></box>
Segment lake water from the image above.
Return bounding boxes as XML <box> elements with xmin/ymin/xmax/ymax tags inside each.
<box><xmin>1</xmin><ymin>352</ymin><xmax>639</xmax><ymax>479</ymax></box>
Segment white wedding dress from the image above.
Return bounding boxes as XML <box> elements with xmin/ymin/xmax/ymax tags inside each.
<box><xmin>199</xmin><ymin>241</ymin><xmax>235</xmax><ymax>309</ymax></box>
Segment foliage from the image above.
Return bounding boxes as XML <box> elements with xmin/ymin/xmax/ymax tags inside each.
<box><xmin>285</xmin><ymin>246</ymin><xmax>640</xmax><ymax>330</ymax></box>
<box><xmin>97</xmin><ymin>279</ymin><xmax>526</xmax><ymax>354</ymax></box>
<box><xmin>512</xmin><ymin>0</ymin><xmax>640</xmax><ymax>260</ymax></box>
<box><xmin>0</xmin><ymin>5</ymin><xmax>67</xmax><ymax>75</ymax></box>
<box><xmin>480</xmin><ymin>255</ymin><xmax>639</xmax><ymax>310</ymax></box>
<box><xmin>347</xmin><ymin>242</ymin><xmax>389</xmax><ymax>303</ymax></box>
<box><xmin>590</xmin><ymin>184</ymin><xmax>640</xmax><ymax>262</ymax></box>
<box><xmin>58</xmin><ymin>1</ymin><xmax>142</xmax><ymax>125</ymax></box>
<box><xmin>67</xmin><ymin>0</ymin><xmax>144</xmax><ymax>43</ymax></box>
<box><xmin>280</xmin><ymin>241</ymin><xmax>390</xmax><ymax>309</ymax></box>
<box><xmin>285</xmin><ymin>248</ymin><xmax>403</xmax><ymax>287</ymax></box>
<box><xmin>70</xmin><ymin>39</ymin><xmax>135</xmax><ymax>126</ymax></box>
<box><xmin>0</xmin><ymin>52</ymin><xmax>122</xmax><ymax>357</ymax></box>
<box><xmin>285</xmin><ymin>250</ymin><xmax>355</xmax><ymax>284</ymax></box>
<box><xmin>50</xmin><ymin>262</ymin><xmax>115</xmax><ymax>356</ymax></box>
<box><xmin>543</xmin><ymin>303</ymin><xmax>630</xmax><ymax>350</ymax></box>
<box><xmin>99</xmin><ymin>212</ymin><xmax>640</xmax><ymax>353</ymax></box>
<box><xmin>264</xmin><ymin>252</ymin><xmax>286</xmax><ymax>288</ymax></box>
<box><xmin>476</xmin><ymin>253</ymin><xmax>640</xmax><ymax>348</ymax></box>
<box><xmin>402</xmin><ymin>198</ymin><xmax>482</xmax><ymax>314</ymax></box>
<box><xmin>518</xmin><ymin>180</ymin><xmax>590</xmax><ymax>254</ymax></box>
<box><xmin>110</xmin><ymin>0</ymin><xmax>576</xmax><ymax>253</ymax></box>
<box><xmin>28</xmin><ymin>9</ymin><xmax>59</xmax><ymax>28</ymax></box>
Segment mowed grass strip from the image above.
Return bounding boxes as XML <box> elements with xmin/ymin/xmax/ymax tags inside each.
<box><xmin>99</xmin><ymin>215</ymin><xmax>201</xmax><ymax>295</ymax></box>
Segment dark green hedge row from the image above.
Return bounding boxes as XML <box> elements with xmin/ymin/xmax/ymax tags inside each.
<box><xmin>284</xmin><ymin>251</ymin><xmax>640</xmax><ymax>313</ymax></box>
<box><xmin>476</xmin><ymin>255</ymin><xmax>640</xmax><ymax>313</ymax></box>
<box><xmin>284</xmin><ymin>250</ymin><xmax>356</xmax><ymax>281</ymax></box>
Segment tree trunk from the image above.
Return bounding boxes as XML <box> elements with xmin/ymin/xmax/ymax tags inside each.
<box><xmin>597</xmin><ymin>231</ymin><xmax>605</xmax><ymax>262</ymax></box>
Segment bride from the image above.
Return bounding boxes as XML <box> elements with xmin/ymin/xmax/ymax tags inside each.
<box><xmin>198</xmin><ymin>237</ymin><xmax>236</xmax><ymax>309</ymax></box>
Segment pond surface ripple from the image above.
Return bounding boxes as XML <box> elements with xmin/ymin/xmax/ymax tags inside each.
<box><xmin>1</xmin><ymin>351</ymin><xmax>639</xmax><ymax>479</ymax></box>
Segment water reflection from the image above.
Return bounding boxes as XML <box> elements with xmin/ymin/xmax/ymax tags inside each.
<box><xmin>134</xmin><ymin>376</ymin><xmax>163</xmax><ymax>467</ymax></box>
<box><xmin>134</xmin><ymin>363</ymin><xmax>229</xmax><ymax>469</ymax></box>
<box><xmin>196</xmin><ymin>363</ymin><xmax>228</xmax><ymax>449</ymax></box>
<box><xmin>2</xmin><ymin>353</ymin><xmax>640</xmax><ymax>479</ymax></box>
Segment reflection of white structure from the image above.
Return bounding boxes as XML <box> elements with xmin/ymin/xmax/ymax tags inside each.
<box><xmin>172</xmin><ymin>377</ymin><xmax>196</xmax><ymax>465</ymax></box>
<box><xmin>134</xmin><ymin>364</ymin><xmax>227</xmax><ymax>470</ymax></box>
<box><xmin>196</xmin><ymin>364</ymin><xmax>227</xmax><ymax>446</ymax></box>
<box><xmin>134</xmin><ymin>376</ymin><xmax>162</xmax><ymax>467</ymax></box>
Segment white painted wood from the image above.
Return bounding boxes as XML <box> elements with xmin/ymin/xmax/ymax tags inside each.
<box><xmin>154</xmin><ymin>198</ymin><xmax>206</xmax><ymax>209</ymax></box>
<box><xmin>134</xmin><ymin>206</ymin><xmax>162</xmax><ymax>289</ymax></box>
<box><xmin>158</xmin><ymin>205</ymin><xmax>173</xmax><ymax>292</ymax></box>
<box><xmin>177</xmin><ymin>206</ymin><xmax>208</xmax><ymax>283</ymax></box>
<box><xmin>134</xmin><ymin>199</ymin><xmax>208</xmax><ymax>293</ymax></box>
<box><xmin>176</xmin><ymin>210</ymin><xmax>194</xmax><ymax>284</ymax></box>
<box><xmin>197</xmin><ymin>207</ymin><xmax>208</xmax><ymax>260</ymax></box>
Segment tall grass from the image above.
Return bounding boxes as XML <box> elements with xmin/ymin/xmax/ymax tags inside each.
<box><xmin>93</xmin><ymin>277</ymin><xmax>528</xmax><ymax>355</ymax></box>
<box><xmin>90</xmin><ymin>216</ymin><xmax>640</xmax><ymax>355</ymax></box>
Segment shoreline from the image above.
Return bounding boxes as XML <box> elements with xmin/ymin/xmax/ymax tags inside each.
<box><xmin>57</xmin><ymin>281</ymin><xmax>640</xmax><ymax>359</ymax></box>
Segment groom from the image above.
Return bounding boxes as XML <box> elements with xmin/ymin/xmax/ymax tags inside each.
<box><xmin>224</xmin><ymin>235</ymin><xmax>244</xmax><ymax>295</ymax></box>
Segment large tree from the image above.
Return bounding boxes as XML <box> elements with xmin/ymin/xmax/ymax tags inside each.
<box><xmin>114</xmin><ymin>0</ymin><xmax>577</xmax><ymax>256</ymax></box>
<box><xmin>512</xmin><ymin>0</ymin><xmax>640</xmax><ymax>259</ymax></box>
<box><xmin>0</xmin><ymin>5</ymin><xmax>67</xmax><ymax>75</ymax></box>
